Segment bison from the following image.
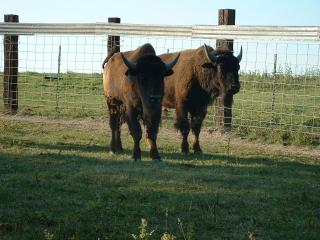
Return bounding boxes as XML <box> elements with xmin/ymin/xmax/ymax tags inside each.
<box><xmin>103</xmin><ymin>43</ymin><xmax>180</xmax><ymax>161</ymax></box>
<box><xmin>159</xmin><ymin>44</ymin><xmax>242</xmax><ymax>154</ymax></box>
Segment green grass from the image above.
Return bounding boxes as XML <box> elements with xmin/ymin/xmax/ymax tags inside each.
<box><xmin>1</xmin><ymin>72</ymin><xmax>105</xmax><ymax>118</ymax></box>
<box><xmin>0</xmin><ymin>117</ymin><xmax>319</xmax><ymax>239</ymax></box>
<box><xmin>0</xmin><ymin>71</ymin><xmax>319</xmax><ymax>146</ymax></box>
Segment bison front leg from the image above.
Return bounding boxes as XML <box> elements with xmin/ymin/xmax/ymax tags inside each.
<box><xmin>190</xmin><ymin>107</ymin><xmax>207</xmax><ymax>154</ymax></box>
<box><xmin>107</xmin><ymin>99</ymin><xmax>123</xmax><ymax>153</ymax></box>
<box><xmin>146</xmin><ymin>133</ymin><xmax>161</xmax><ymax>161</ymax></box>
<box><xmin>126</xmin><ymin>108</ymin><xmax>142</xmax><ymax>161</ymax></box>
<box><xmin>174</xmin><ymin>102</ymin><xmax>190</xmax><ymax>154</ymax></box>
<box><xmin>110</xmin><ymin>110</ymin><xmax>123</xmax><ymax>153</ymax></box>
<box><xmin>145</xmin><ymin>118</ymin><xmax>161</xmax><ymax>161</ymax></box>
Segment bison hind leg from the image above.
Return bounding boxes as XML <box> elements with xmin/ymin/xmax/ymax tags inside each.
<box><xmin>190</xmin><ymin>109</ymin><xmax>207</xmax><ymax>154</ymax></box>
<box><xmin>174</xmin><ymin>120</ymin><xmax>190</xmax><ymax>154</ymax></box>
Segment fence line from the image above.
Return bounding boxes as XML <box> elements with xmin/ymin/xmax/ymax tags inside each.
<box><xmin>0</xmin><ymin>22</ymin><xmax>319</xmax><ymax>41</ymax></box>
<box><xmin>0</xmin><ymin>21</ymin><xmax>319</xmax><ymax>145</ymax></box>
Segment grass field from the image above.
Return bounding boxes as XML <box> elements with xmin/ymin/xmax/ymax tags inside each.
<box><xmin>0</xmin><ymin>70</ymin><xmax>319</xmax><ymax>238</ymax></box>
<box><xmin>1</xmin><ymin>71</ymin><xmax>319</xmax><ymax>146</ymax></box>
<box><xmin>0</xmin><ymin>115</ymin><xmax>320</xmax><ymax>239</ymax></box>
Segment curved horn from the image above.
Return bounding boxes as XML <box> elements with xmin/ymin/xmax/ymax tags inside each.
<box><xmin>203</xmin><ymin>43</ymin><xmax>219</xmax><ymax>63</ymax></box>
<box><xmin>165</xmin><ymin>53</ymin><xmax>180</xmax><ymax>71</ymax></box>
<box><xmin>237</xmin><ymin>46</ymin><xmax>243</xmax><ymax>62</ymax></box>
<box><xmin>120</xmin><ymin>52</ymin><xmax>138</xmax><ymax>71</ymax></box>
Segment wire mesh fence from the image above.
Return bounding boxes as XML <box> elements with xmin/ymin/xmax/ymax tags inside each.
<box><xmin>0</xmin><ymin>23</ymin><xmax>319</xmax><ymax>145</ymax></box>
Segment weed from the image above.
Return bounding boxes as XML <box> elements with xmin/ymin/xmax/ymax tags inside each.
<box><xmin>161</xmin><ymin>232</ymin><xmax>177</xmax><ymax>240</ymax></box>
<box><xmin>44</xmin><ymin>229</ymin><xmax>54</xmax><ymax>240</ymax></box>
<box><xmin>132</xmin><ymin>218</ymin><xmax>154</xmax><ymax>240</ymax></box>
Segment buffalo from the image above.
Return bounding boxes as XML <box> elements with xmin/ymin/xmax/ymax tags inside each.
<box><xmin>103</xmin><ymin>43</ymin><xmax>180</xmax><ymax>161</ymax></box>
<box><xmin>159</xmin><ymin>44</ymin><xmax>242</xmax><ymax>154</ymax></box>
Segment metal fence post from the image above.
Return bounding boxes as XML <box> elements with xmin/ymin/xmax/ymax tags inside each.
<box><xmin>3</xmin><ymin>14</ymin><xmax>19</xmax><ymax>113</ymax></box>
<box><xmin>271</xmin><ymin>53</ymin><xmax>278</xmax><ymax>122</ymax></box>
<box><xmin>214</xmin><ymin>9</ymin><xmax>236</xmax><ymax>132</ymax></box>
<box><xmin>55</xmin><ymin>45</ymin><xmax>62</xmax><ymax>112</ymax></box>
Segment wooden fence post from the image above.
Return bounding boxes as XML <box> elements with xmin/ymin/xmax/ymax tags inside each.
<box><xmin>216</xmin><ymin>9</ymin><xmax>235</xmax><ymax>51</ymax></box>
<box><xmin>214</xmin><ymin>9</ymin><xmax>236</xmax><ymax>132</ymax></box>
<box><xmin>107</xmin><ymin>17</ymin><xmax>121</xmax><ymax>55</ymax></box>
<box><xmin>3</xmin><ymin>14</ymin><xmax>19</xmax><ymax>113</ymax></box>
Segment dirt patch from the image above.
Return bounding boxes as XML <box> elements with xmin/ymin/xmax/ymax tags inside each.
<box><xmin>0</xmin><ymin>113</ymin><xmax>107</xmax><ymax>132</ymax></box>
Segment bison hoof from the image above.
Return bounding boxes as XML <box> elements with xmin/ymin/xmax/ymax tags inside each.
<box><xmin>133</xmin><ymin>157</ymin><xmax>141</xmax><ymax>162</ymax></box>
<box><xmin>181</xmin><ymin>141</ymin><xmax>189</xmax><ymax>154</ymax></box>
<box><xmin>194</xmin><ymin>149</ymin><xmax>203</xmax><ymax>154</ymax></box>
<box><xmin>152</xmin><ymin>156</ymin><xmax>162</xmax><ymax>162</ymax></box>
<box><xmin>193</xmin><ymin>145</ymin><xmax>202</xmax><ymax>154</ymax></box>
<box><xmin>116</xmin><ymin>147</ymin><xmax>124</xmax><ymax>153</ymax></box>
<box><xmin>150</xmin><ymin>151</ymin><xmax>161</xmax><ymax>161</ymax></box>
<box><xmin>181</xmin><ymin>147</ymin><xmax>189</xmax><ymax>154</ymax></box>
<box><xmin>110</xmin><ymin>148</ymin><xmax>123</xmax><ymax>154</ymax></box>
<box><xmin>181</xmin><ymin>149</ymin><xmax>189</xmax><ymax>154</ymax></box>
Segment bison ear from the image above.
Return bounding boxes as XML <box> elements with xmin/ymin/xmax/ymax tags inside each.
<box><xmin>164</xmin><ymin>69</ymin><xmax>174</xmax><ymax>76</ymax></box>
<box><xmin>125</xmin><ymin>69</ymin><xmax>138</xmax><ymax>81</ymax></box>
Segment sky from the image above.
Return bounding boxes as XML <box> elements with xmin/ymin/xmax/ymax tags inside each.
<box><xmin>1</xmin><ymin>0</ymin><xmax>320</xmax><ymax>26</ymax></box>
<box><xmin>1</xmin><ymin>0</ymin><xmax>320</xmax><ymax>75</ymax></box>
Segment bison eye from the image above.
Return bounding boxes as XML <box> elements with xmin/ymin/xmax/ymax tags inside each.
<box><xmin>201</xmin><ymin>63</ymin><xmax>214</xmax><ymax>69</ymax></box>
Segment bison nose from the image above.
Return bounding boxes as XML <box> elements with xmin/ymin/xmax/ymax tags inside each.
<box><xmin>229</xmin><ymin>84</ymin><xmax>240</xmax><ymax>94</ymax></box>
<box><xmin>149</xmin><ymin>95</ymin><xmax>162</xmax><ymax>104</ymax></box>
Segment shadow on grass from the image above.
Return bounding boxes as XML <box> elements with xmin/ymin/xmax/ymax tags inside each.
<box><xmin>1</xmin><ymin>151</ymin><xmax>320</xmax><ymax>240</ymax></box>
<box><xmin>160</xmin><ymin>149</ymin><xmax>320</xmax><ymax>173</ymax></box>
<box><xmin>1</xmin><ymin>135</ymin><xmax>319</xmax><ymax>173</ymax></box>
<box><xmin>0</xmin><ymin>136</ymin><xmax>109</xmax><ymax>153</ymax></box>
<box><xmin>1</xmin><ymin>147</ymin><xmax>320</xmax><ymax>240</ymax></box>
<box><xmin>1</xmin><ymin>138</ymin><xmax>319</xmax><ymax>182</ymax></box>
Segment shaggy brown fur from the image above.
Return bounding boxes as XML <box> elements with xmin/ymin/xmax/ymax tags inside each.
<box><xmin>159</xmin><ymin>45</ymin><xmax>241</xmax><ymax>154</ymax></box>
<box><xmin>103</xmin><ymin>43</ymin><xmax>178</xmax><ymax>161</ymax></box>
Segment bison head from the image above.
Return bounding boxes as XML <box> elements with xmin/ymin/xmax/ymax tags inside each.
<box><xmin>121</xmin><ymin>53</ymin><xmax>180</xmax><ymax>123</ymax></box>
<box><xmin>203</xmin><ymin>44</ymin><xmax>242</xmax><ymax>97</ymax></box>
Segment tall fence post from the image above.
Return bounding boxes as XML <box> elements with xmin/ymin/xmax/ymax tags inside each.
<box><xmin>3</xmin><ymin>14</ymin><xmax>19</xmax><ymax>113</ymax></box>
<box><xmin>216</xmin><ymin>9</ymin><xmax>235</xmax><ymax>52</ymax></box>
<box><xmin>214</xmin><ymin>9</ymin><xmax>236</xmax><ymax>132</ymax></box>
<box><xmin>107</xmin><ymin>17</ymin><xmax>121</xmax><ymax>55</ymax></box>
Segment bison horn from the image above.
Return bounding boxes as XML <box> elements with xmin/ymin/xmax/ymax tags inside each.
<box><xmin>237</xmin><ymin>46</ymin><xmax>243</xmax><ymax>62</ymax></box>
<box><xmin>165</xmin><ymin>53</ymin><xmax>180</xmax><ymax>71</ymax></box>
<box><xmin>203</xmin><ymin>44</ymin><xmax>219</xmax><ymax>63</ymax></box>
<box><xmin>120</xmin><ymin>52</ymin><xmax>138</xmax><ymax>72</ymax></box>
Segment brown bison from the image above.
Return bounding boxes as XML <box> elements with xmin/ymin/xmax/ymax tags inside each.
<box><xmin>159</xmin><ymin>44</ymin><xmax>242</xmax><ymax>154</ymax></box>
<box><xmin>103</xmin><ymin>43</ymin><xmax>180</xmax><ymax>161</ymax></box>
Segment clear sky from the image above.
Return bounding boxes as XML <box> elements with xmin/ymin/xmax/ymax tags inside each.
<box><xmin>1</xmin><ymin>0</ymin><xmax>319</xmax><ymax>75</ymax></box>
<box><xmin>1</xmin><ymin>0</ymin><xmax>320</xmax><ymax>26</ymax></box>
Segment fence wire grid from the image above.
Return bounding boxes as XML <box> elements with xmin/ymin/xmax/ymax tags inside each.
<box><xmin>1</xmin><ymin>23</ymin><xmax>320</xmax><ymax>145</ymax></box>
